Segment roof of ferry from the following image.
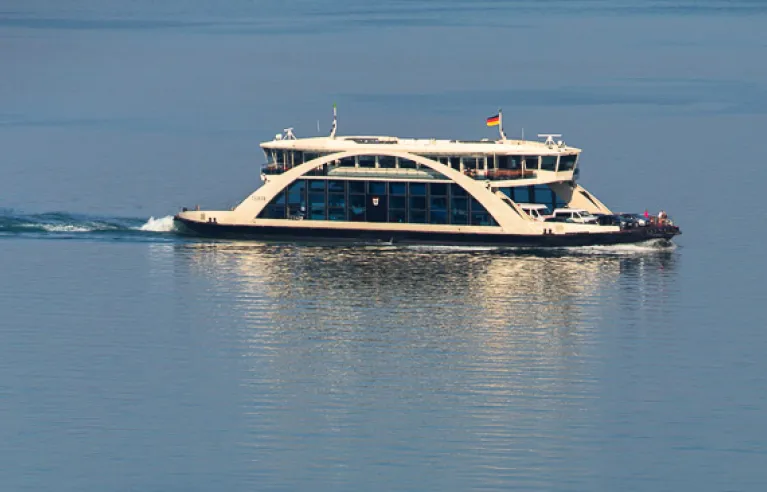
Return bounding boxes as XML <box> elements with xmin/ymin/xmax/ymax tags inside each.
<box><xmin>260</xmin><ymin>135</ymin><xmax>581</xmax><ymax>155</ymax></box>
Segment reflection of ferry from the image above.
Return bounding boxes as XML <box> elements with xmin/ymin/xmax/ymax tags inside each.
<box><xmin>175</xmin><ymin>109</ymin><xmax>681</xmax><ymax>246</ymax></box>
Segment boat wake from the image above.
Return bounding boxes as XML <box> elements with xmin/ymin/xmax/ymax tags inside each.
<box><xmin>0</xmin><ymin>211</ymin><xmax>178</xmax><ymax>240</ymax></box>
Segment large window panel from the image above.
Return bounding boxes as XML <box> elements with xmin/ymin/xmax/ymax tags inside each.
<box><xmin>390</xmin><ymin>196</ymin><xmax>407</xmax><ymax>209</ymax></box>
<box><xmin>349</xmin><ymin>194</ymin><xmax>366</xmax><ymax>221</ymax></box>
<box><xmin>559</xmin><ymin>154</ymin><xmax>577</xmax><ymax>171</ymax></box>
<box><xmin>309</xmin><ymin>180</ymin><xmax>326</xmax><ymax>192</ymax></box>
<box><xmin>287</xmin><ymin>180</ymin><xmax>306</xmax><ymax>204</ymax></box>
<box><xmin>389</xmin><ymin>209</ymin><xmax>407</xmax><ymax>223</ymax></box>
<box><xmin>524</xmin><ymin>156</ymin><xmax>539</xmax><ymax>171</ymax></box>
<box><xmin>327</xmin><ymin>180</ymin><xmax>345</xmax><ymax>193</ymax></box>
<box><xmin>450</xmin><ymin>183</ymin><xmax>468</xmax><ymax>197</ymax></box>
<box><xmin>470</xmin><ymin>211</ymin><xmax>493</xmax><ymax>226</ymax></box>
<box><xmin>368</xmin><ymin>181</ymin><xmax>387</xmax><ymax>195</ymax></box>
<box><xmin>430</xmin><ymin>183</ymin><xmax>447</xmax><ymax>196</ymax></box>
<box><xmin>399</xmin><ymin>158</ymin><xmax>417</xmax><ymax>169</ymax></box>
<box><xmin>409</xmin><ymin>210</ymin><xmax>427</xmax><ymax>223</ymax></box>
<box><xmin>430</xmin><ymin>211</ymin><xmax>448</xmax><ymax>224</ymax></box>
<box><xmin>450</xmin><ymin>197</ymin><xmax>468</xmax><ymax>224</ymax></box>
<box><xmin>379</xmin><ymin>156</ymin><xmax>396</xmax><ymax>168</ymax></box>
<box><xmin>328</xmin><ymin>193</ymin><xmax>346</xmax><ymax>209</ymax></box>
<box><xmin>430</xmin><ymin>196</ymin><xmax>448</xmax><ymax>212</ymax></box>
<box><xmin>358</xmin><ymin>155</ymin><xmax>376</xmax><ymax>168</ymax></box>
<box><xmin>308</xmin><ymin>191</ymin><xmax>326</xmax><ymax>220</ymax></box>
<box><xmin>328</xmin><ymin>208</ymin><xmax>345</xmax><ymax>221</ymax></box>
<box><xmin>514</xmin><ymin>186</ymin><xmax>531</xmax><ymax>203</ymax></box>
<box><xmin>258</xmin><ymin>191</ymin><xmax>287</xmax><ymax>219</ymax></box>
<box><xmin>541</xmin><ymin>156</ymin><xmax>557</xmax><ymax>171</ymax></box>
<box><xmin>409</xmin><ymin>183</ymin><xmax>426</xmax><ymax>196</ymax></box>
<box><xmin>390</xmin><ymin>182</ymin><xmax>407</xmax><ymax>196</ymax></box>
<box><xmin>410</xmin><ymin>196</ymin><xmax>427</xmax><ymax>210</ymax></box>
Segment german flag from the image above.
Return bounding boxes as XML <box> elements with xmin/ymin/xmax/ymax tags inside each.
<box><xmin>486</xmin><ymin>114</ymin><xmax>500</xmax><ymax>127</ymax></box>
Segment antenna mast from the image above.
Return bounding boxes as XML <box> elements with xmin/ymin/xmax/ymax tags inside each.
<box><xmin>329</xmin><ymin>104</ymin><xmax>338</xmax><ymax>139</ymax></box>
<box><xmin>498</xmin><ymin>108</ymin><xmax>507</xmax><ymax>142</ymax></box>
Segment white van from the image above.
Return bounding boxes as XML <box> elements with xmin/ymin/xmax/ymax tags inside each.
<box><xmin>550</xmin><ymin>208</ymin><xmax>599</xmax><ymax>224</ymax></box>
<box><xmin>518</xmin><ymin>203</ymin><xmax>552</xmax><ymax>221</ymax></box>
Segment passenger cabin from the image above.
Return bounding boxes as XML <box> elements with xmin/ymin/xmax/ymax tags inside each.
<box><xmin>254</xmin><ymin>133</ymin><xmax>584</xmax><ymax>227</ymax></box>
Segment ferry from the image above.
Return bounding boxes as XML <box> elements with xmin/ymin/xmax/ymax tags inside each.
<box><xmin>174</xmin><ymin>108</ymin><xmax>681</xmax><ymax>247</ymax></box>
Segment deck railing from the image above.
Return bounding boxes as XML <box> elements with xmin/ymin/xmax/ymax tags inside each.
<box><xmin>466</xmin><ymin>169</ymin><xmax>536</xmax><ymax>181</ymax></box>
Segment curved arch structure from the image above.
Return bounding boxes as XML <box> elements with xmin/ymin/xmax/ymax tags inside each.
<box><xmin>233</xmin><ymin>150</ymin><xmax>538</xmax><ymax>234</ymax></box>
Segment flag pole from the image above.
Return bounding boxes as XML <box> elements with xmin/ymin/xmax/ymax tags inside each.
<box><xmin>330</xmin><ymin>103</ymin><xmax>338</xmax><ymax>139</ymax></box>
<box><xmin>498</xmin><ymin>108</ymin><xmax>507</xmax><ymax>142</ymax></box>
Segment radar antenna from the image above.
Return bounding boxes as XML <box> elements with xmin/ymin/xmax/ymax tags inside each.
<box><xmin>538</xmin><ymin>134</ymin><xmax>562</xmax><ymax>148</ymax></box>
<box><xmin>283</xmin><ymin>128</ymin><xmax>296</xmax><ymax>140</ymax></box>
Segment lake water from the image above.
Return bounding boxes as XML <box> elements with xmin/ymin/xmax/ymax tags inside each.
<box><xmin>2</xmin><ymin>1</ymin><xmax>766</xmax><ymax>490</ymax></box>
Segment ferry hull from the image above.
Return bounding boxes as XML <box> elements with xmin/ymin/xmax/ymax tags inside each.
<box><xmin>174</xmin><ymin>216</ymin><xmax>680</xmax><ymax>248</ymax></box>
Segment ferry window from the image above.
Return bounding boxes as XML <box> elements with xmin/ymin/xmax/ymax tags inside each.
<box><xmin>514</xmin><ymin>186</ymin><xmax>531</xmax><ymax>203</ymax></box>
<box><xmin>328</xmin><ymin>193</ymin><xmax>345</xmax><ymax>209</ymax></box>
<box><xmin>541</xmin><ymin>156</ymin><xmax>557</xmax><ymax>171</ymax></box>
<box><xmin>349</xmin><ymin>181</ymin><xmax>365</xmax><ymax>194</ymax></box>
<box><xmin>379</xmin><ymin>156</ymin><xmax>396</xmax><ymax>168</ymax></box>
<box><xmin>390</xmin><ymin>182</ymin><xmax>407</xmax><ymax>196</ymax></box>
<box><xmin>389</xmin><ymin>209</ymin><xmax>407</xmax><ymax>223</ymax></box>
<box><xmin>339</xmin><ymin>157</ymin><xmax>355</xmax><ymax>167</ymax></box>
<box><xmin>430</xmin><ymin>183</ymin><xmax>447</xmax><ymax>196</ymax></box>
<box><xmin>264</xmin><ymin>150</ymin><xmax>274</xmax><ymax>165</ymax></box>
<box><xmin>293</xmin><ymin>151</ymin><xmax>304</xmax><ymax>165</ymax></box>
<box><xmin>430</xmin><ymin>211</ymin><xmax>448</xmax><ymax>224</ymax></box>
<box><xmin>559</xmin><ymin>154</ymin><xmax>577</xmax><ymax>171</ymax></box>
<box><xmin>308</xmin><ymin>180</ymin><xmax>326</xmax><ymax>192</ymax></box>
<box><xmin>498</xmin><ymin>187</ymin><xmax>512</xmax><ymax>199</ymax></box>
<box><xmin>288</xmin><ymin>180</ymin><xmax>306</xmax><ymax>202</ymax></box>
<box><xmin>327</xmin><ymin>180</ymin><xmax>345</xmax><ymax>193</ymax></box>
<box><xmin>359</xmin><ymin>155</ymin><xmax>376</xmax><ymax>168</ymax></box>
<box><xmin>533</xmin><ymin>185</ymin><xmax>554</xmax><ymax>209</ymax></box>
<box><xmin>524</xmin><ymin>156</ymin><xmax>539</xmax><ymax>171</ymax></box>
<box><xmin>462</xmin><ymin>156</ymin><xmax>478</xmax><ymax>170</ymax></box>
<box><xmin>390</xmin><ymin>196</ymin><xmax>406</xmax><ymax>209</ymax></box>
<box><xmin>430</xmin><ymin>196</ymin><xmax>447</xmax><ymax>211</ymax></box>
<box><xmin>470</xmin><ymin>211</ymin><xmax>492</xmax><ymax>226</ymax></box>
<box><xmin>274</xmin><ymin>150</ymin><xmax>285</xmax><ymax>167</ymax></box>
<box><xmin>399</xmin><ymin>158</ymin><xmax>417</xmax><ymax>169</ymax></box>
<box><xmin>303</xmin><ymin>152</ymin><xmax>318</xmax><ymax>163</ymax></box>
<box><xmin>309</xmin><ymin>191</ymin><xmax>326</xmax><ymax>220</ymax></box>
<box><xmin>258</xmin><ymin>191</ymin><xmax>287</xmax><ymax>219</ymax></box>
<box><xmin>450</xmin><ymin>197</ymin><xmax>468</xmax><ymax>224</ymax></box>
<box><xmin>287</xmin><ymin>181</ymin><xmax>306</xmax><ymax>218</ymax></box>
<box><xmin>349</xmin><ymin>194</ymin><xmax>366</xmax><ymax>221</ymax></box>
<box><xmin>497</xmin><ymin>155</ymin><xmax>521</xmax><ymax>169</ymax></box>
<box><xmin>410</xmin><ymin>196</ymin><xmax>427</xmax><ymax>210</ymax></box>
<box><xmin>409</xmin><ymin>183</ymin><xmax>426</xmax><ymax>196</ymax></box>
<box><xmin>450</xmin><ymin>183</ymin><xmax>467</xmax><ymax>197</ymax></box>
<box><xmin>328</xmin><ymin>209</ymin><xmax>345</xmax><ymax>221</ymax></box>
<box><xmin>368</xmin><ymin>182</ymin><xmax>387</xmax><ymax>195</ymax></box>
<box><xmin>409</xmin><ymin>210</ymin><xmax>427</xmax><ymax>224</ymax></box>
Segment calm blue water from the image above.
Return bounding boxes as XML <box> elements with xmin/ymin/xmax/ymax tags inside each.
<box><xmin>2</xmin><ymin>1</ymin><xmax>766</xmax><ymax>490</ymax></box>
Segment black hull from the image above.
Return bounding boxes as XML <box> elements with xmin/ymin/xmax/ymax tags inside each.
<box><xmin>174</xmin><ymin>217</ymin><xmax>681</xmax><ymax>248</ymax></box>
